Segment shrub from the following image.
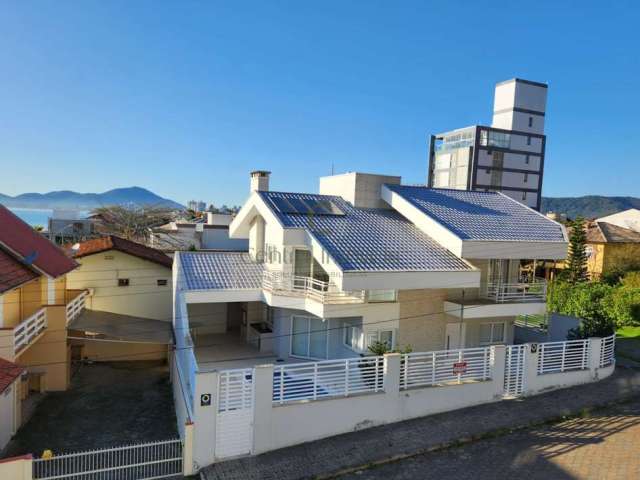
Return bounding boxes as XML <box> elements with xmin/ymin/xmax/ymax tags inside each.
<box><xmin>603</xmin><ymin>286</ymin><xmax>640</xmax><ymax>328</ymax></box>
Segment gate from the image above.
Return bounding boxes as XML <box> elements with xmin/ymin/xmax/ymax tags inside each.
<box><xmin>33</xmin><ymin>438</ymin><xmax>182</xmax><ymax>480</ymax></box>
<box><xmin>504</xmin><ymin>344</ymin><xmax>526</xmax><ymax>397</ymax></box>
<box><xmin>215</xmin><ymin>368</ymin><xmax>255</xmax><ymax>460</ymax></box>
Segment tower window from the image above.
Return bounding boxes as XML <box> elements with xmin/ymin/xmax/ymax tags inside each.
<box><xmin>527</xmin><ymin>136</ymin><xmax>531</xmax><ymax>146</ymax></box>
<box><xmin>528</xmin><ymin>116</ymin><xmax>533</xmax><ymax>127</ymax></box>
<box><xmin>525</xmin><ymin>155</ymin><xmax>530</xmax><ymax>164</ymax></box>
<box><xmin>522</xmin><ymin>191</ymin><xmax>527</xmax><ymax>201</ymax></box>
<box><xmin>524</xmin><ymin>173</ymin><xmax>528</xmax><ymax>183</ymax></box>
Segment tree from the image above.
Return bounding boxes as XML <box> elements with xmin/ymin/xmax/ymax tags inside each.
<box><xmin>564</xmin><ymin>217</ymin><xmax>589</xmax><ymax>284</ymax></box>
<box><xmin>547</xmin><ymin>280</ymin><xmax>615</xmax><ymax>339</ymax></box>
<box><xmin>91</xmin><ymin>205</ymin><xmax>174</xmax><ymax>242</ymax></box>
<box><xmin>32</xmin><ymin>225</ymin><xmax>44</xmax><ymax>232</ymax></box>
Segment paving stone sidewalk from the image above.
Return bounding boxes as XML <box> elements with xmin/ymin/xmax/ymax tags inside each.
<box><xmin>201</xmin><ymin>368</ymin><xmax>640</xmax><ymax>480</ymax></box>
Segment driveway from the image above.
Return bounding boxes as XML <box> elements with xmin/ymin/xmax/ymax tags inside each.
<box><xmin>3</xmin><ymin>361</ymin><xmax>178</xmax><ymax>458</ymax></box>
<box><xmin>340</xmin><ymin>399</ymin><xmax>640</xmax><ymax>479</ymax></box>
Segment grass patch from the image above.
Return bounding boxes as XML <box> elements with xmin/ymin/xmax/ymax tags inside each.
<box><xmin>616</xmin><ymin>327</ymin><xmax>640</xmax><ymax>362</ymax></box>
<box><xmin>617</xmin><ymin>326</ymin><xmax>640</xmax><ymax>339</ymax></box>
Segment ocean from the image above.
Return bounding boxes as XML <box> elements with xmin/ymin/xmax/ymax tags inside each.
<box><xmin>8</xmin><ymin>208</ymin><xmax>89</xmax><ymax>227</ymax></box>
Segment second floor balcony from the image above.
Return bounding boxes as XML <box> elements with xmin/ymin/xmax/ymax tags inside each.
<box><xmin>262</xmin><ymin>271</ymin><xmax>365</xmax><ymax>305</ymax></box>
<box><xmin>481</xmin><ymin>279</ymin><xmax>547</xmax><ymax>304</ymax></box>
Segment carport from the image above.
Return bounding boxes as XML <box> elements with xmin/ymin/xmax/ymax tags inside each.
<box><xmin>68</xmin><ymin>309</ymin><xmax>173</xmax><ymax>362</ymax></box>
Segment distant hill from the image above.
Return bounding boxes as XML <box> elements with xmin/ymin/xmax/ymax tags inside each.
<box><xmin>541</xmin><ymin>196</ymin><xmax>640</xmax><ymax>219</ymax></box>
<box><xmin>0</xmin><ymin>187</ymin><xmax>184</xmax><ymax>210</ymax></box>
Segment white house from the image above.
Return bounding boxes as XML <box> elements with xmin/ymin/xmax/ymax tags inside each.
<box><xmin>174</xmin><ymin>171</ymin><xmax>567</xmax><ymax>369</ymax></box>
<box><xmin>167</xmin><ymin>170</ymin><xmax>617</xmax><ymax>474</ymax></box>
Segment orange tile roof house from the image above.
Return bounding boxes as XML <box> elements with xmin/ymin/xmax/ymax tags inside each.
<box><xmin>65</xmin><ymin>235</ymin><xmax>174</xmax><ymax>362</ymax></box>
<box><xmin>0</xmin><ymin>205</ymin><xmax>89</xmax><ymax>450</ymax></box>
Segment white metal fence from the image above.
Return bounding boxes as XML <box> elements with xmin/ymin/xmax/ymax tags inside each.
<box><xmin>599</xmin><ymin>334</ymin><xmax>616</xmax><ymax>367</ymax></box>
<box><xmin>399</xmin><ymin>347</ymin><xmax>492</xmax><ymax>390</ymax></box>
<box><xmin>14</xmin><ymin>307</ymin><xmax>47</xmax><ymax>354</ymax></box>
<box><xmin>538</xmin><ymin>338</ymin><xmax>590</xmax><ymax>374</ymax></box>
<box><xmin>483</xmin><ymin>280</ymin><xmax>547</xmax><ymax>303</ymax></box>
<box><xmin>32</xmin><ymin>439</ymin><xmax>182</xmax><ymax>480</ymax></box>
<box><xmin>273</xmin><ymin>356</ymin><xmax>384</xmax><ymax>404</ymax></box>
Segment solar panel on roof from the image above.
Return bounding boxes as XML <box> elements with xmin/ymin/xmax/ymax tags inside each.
<box><xmin>270</xmin><ymin>196</ymin><xmax>344</xmax><ymax>216</ymax></box>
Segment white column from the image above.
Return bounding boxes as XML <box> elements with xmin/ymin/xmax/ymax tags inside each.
<box><xmin>383</xmin><ymin>353</ymin><xmax>401</xmax><ymax>395</ymax></box>
<box><xmin>47</xmin><ymin>278</ymin><xmax>56</xmax><ymax>305</ymax></box>
<box><xmin>193</xmin><ymin>371</ymin><xmax>218</xmax><ymax>468</ymax></box>
<box><xmin>491</xmin><ymin>345</ymin><xmax>506</xmax><ymax>397</ymax></box>
<box><xmin>589</xmin><ymin>337</ymin><xmax>603</xmax><ymax>380</ymax></box>
<box><xmin>252</xmin><ymin>364</ymin><xmax>274</xmax><ymax>455</ymax></box>
<box><xmin>182</xmin><ymin>422</ymin><xmax>196</xmax><ymax>476</ymax></box>
<box><xmin>522</xmin><ymin>343</ymin><xmax>540</xmax><ymax>396</ymax></box>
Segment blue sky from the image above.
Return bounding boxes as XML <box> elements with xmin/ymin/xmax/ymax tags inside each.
<box><xmin>0</xmin><ymin>1</ymin><xmax>638</xmax><ymax>206</ymax></box>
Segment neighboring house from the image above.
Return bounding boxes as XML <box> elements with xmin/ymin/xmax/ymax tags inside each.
<box><xmin>583</xmin><ymin>221</ymin><xmax>640</xmax><ymax>278</ymax></box>
<box><xmin>597</xmin><ymin>208</ymin><xmax>640</xmax><ymax>234</ymax></box>
<box><xmin>150</xmin><ymin>212</ymin><xmax>249</xmax><ymax>252</ymax></box>
<box><xmin>0</xmin><ymin>205</ymin><xmax>87</xmax><ymax>445</ymax></box>
<box><xmin>0</xmin><ymin>358</ymin><xmax>24</xmax><ymax>452</ymax></box>
<box><xmin>173</xmin><ymin>170</ymin><xmax>567</xmax><ymax>368</ymax></box>
<box><xmin>65</xmin><ymin>235</ymin><xmax>174</xmax><ymax>361</ymax></box>
<box><xmin>47</xmin><ymin>210</ymin><xmax>96</xmax><ymax>245</ymax></box>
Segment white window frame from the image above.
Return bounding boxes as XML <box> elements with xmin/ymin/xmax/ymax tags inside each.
<box><xmin>344</xmin><ymin>326</ymin><xmax>396</xmax><ymax>353</ymax></box>
<box><xmin>479</xmin><ymin>322</ymin><xmax>506</xmax><ymax>346</ymax></box>
<box><xmin>290</xmin><ymin>315</ymin><xmax>328</xmax><ymax>360</ymax></box>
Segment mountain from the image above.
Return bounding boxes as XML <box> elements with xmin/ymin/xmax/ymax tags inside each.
<box><xmin>0</xmin><ymin>187</ymin><xmax>184</xmax><ymax>210</ymax></box>
<box><xmin>541</xmin><ymin>196</ymin><xmax>640</xmax><ymax>219</ymax></box>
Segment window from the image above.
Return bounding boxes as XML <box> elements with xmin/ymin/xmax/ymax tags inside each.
<box><xmin>344</xmin><ymin>324</ymin><xmax>365</xmax><ymax>351</ymax></box>
<box><xmin>157</xmin><ymin>279</ymin><xmax>168</xmax><ymax>286</ymax></box>
<box><xmin>479</xmin><ymin>322</ymin><xmax>505</xmax><ymax>345</ymax></box>
<box><xmin>526</xmin><ymin>136</ymin><xmax>531</xmax><ymax>146</ymax></box>
<box><xmin>525</xmin><ymin>155</ymin><xmax>530</xmax><ymax>165</ymax></box>
<box><xmin>524</xmin><ymin>173</ymin><xmax>528</xmax><ymax>183</ymax></box>
<box><xmin>344</xmin><ymin>325</ymin><xmax>395</xmax><ymax>352</ymax></box>
<box><xmin>522</xmin><ymin>191</ymin><xmax>527</xmax><ymax>201</ymax></box>
<box><xmin>485</xmin><ymin>168</ymin><xmax>491</xmax><ymax>174</ymax></box>
<box><xmin>291</xmin><ymin>316</ymin><xmax>327</xmax><ymax>359</ymax></box>
<box><xmin>118</xmin><ymin>278</ymin><xmax>130</xmax><ymax>287</ymax></box>
<box><xmin>528</xmin><ymin>116</ymin><xmax>533</xmax><ymax>127</ymax></box>
<box><xmin>367</xmin><ymin>290</ymin><xmax>397</xmax><ymax>303</ymax></box>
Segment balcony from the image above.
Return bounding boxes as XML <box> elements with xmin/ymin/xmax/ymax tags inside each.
<box><xmin>262</xmin><ymin>271</ymin><xmax>365</xmax><ymax>305</ymax></box>
<box><xmin>481</xmin><ymin>280</ymin><xmax>547</xmax><ymax>303</ymax></box>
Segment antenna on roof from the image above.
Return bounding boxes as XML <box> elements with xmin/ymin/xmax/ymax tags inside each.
<box><xmin>331</xmin><ymin>161</ymin><xmax>335</xmax><ymax>176</ymax></box>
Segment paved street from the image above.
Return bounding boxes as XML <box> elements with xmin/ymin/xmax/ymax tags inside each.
<box><xmin>340</xmin><ymin>399</ymin><xmax>640</xmax><ymax>480</ymax></box>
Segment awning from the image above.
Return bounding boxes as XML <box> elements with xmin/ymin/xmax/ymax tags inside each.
<box><xmin>68</xmin><ymin>310</ymin><xmax>173</xmax><ymax>344</ymax></box>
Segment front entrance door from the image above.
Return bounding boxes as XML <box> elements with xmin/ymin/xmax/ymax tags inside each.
<box><xmin>445</xmin><ymin>323</ymin><xmax>466</xmax><ymax>350</ymax></box>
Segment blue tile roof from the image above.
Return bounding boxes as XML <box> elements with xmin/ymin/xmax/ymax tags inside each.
<box><xmin>259</xmin><ymin>191</ymin><xmax>473</xmax><ymax>272</ymax></box>
<box><xmin>385</xmin><ymin>185</ymin><xmax>566</xmax><ymax>242</ymax></box>
<box><xmin>180</xmin><ymin>252</ymin><xmax>264</xmax><ymax>290</ymax></box>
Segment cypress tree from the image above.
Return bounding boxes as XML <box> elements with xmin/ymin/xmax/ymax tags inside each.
<box><xmin>566</xmin><ymin>217</ymin><xmax>589</xmax><ymax>284</ymax></box>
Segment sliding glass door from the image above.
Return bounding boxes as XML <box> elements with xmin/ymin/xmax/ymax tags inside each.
<box><xmin>290</xmin><ymin>316</ymin><xmax>327</xmax><ymax>359</ymax></box>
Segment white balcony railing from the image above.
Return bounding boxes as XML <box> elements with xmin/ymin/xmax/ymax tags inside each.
<box><xmin>263</xmin><ymin>271</ymin><xmax>365</xmax><ymax>305</ymax></box>
<box><xmin>14</xmin><ymin>308</ymin><xmax>47</xmax><ymax>355</ymax></box>
<box><xmin>482</xmin><ymin>279</ymin><xmax>547</xmax><ymax>303</ymax></box>
<box><xmin>66</xmin><ymin>290</ymin><xmax>89</xmax><ymax>325</ymax></box>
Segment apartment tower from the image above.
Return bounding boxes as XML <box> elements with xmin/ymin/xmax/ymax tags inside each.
<box><xmin>427</xmin><ymin>78</ymin><xmax>548</xmax><ymax>210</ymax></box>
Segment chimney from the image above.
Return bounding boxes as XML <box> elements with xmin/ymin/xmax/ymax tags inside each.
<box><xmin>250</xmin><ymin>170</ymin><xmax>271</xmax><ymax>193</ymax></box>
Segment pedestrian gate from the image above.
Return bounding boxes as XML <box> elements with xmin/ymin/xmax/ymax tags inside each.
<box><xmin>504</xmin><ymin>344</ymin><xmax>526</xmax><ymax>397</ymax></box>
<box><xmin>32</xmin><ymin>438</ymin><xmax>182</xmax><ymax>480</ymax></box>
<box><xmin>215</xmin><ymin>368</ymin><xmax>255</xmax><ymax>459</ymax></box>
